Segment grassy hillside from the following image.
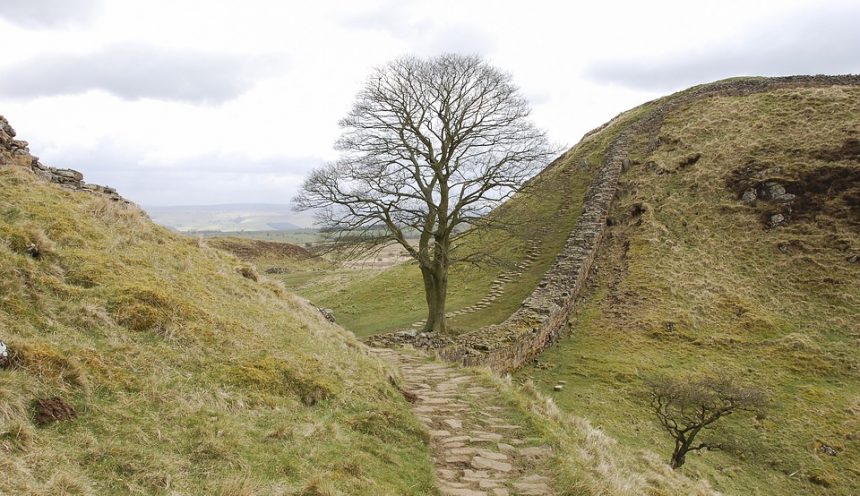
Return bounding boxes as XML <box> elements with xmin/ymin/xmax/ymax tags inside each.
<box><xmin>0</xmin><ymin>167</ymin><xmax>436</xmax><ymax>495</ymax></box>
<box><xmin>289</xmin><ymin>106</ymin><xmax>659</xmax><ymax>336</ymax></box>
<box><xmin>519</xmin><ymin>84</ymin><xmax>860</xmax><ymax>495</ymax></box>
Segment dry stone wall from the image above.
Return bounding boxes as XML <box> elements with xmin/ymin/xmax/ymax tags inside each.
<box><xmin>0</xmin><ymin>115</ymin><xmax>125</xmax><ymax>202</ymax></box>
<box><xmin>436</xmin><ymin>129</ymin><xmax>631</xmax><ymax>371</ymax></box>
<box><xmin>369</xmin><ymin>75</ymin><xmax>860</xmax><ymax>373</ymax></box>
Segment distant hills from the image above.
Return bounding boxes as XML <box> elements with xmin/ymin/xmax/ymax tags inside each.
<box><xmin>144</xmin><ymin>203</ymin><xmax>315</xmax><ymax>232</ymax></box>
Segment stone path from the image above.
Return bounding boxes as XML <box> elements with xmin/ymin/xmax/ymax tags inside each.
<box><xmin>370</xmin><ymin>348</ymin><xmax>554</xmax><ymax>496</ymax></box>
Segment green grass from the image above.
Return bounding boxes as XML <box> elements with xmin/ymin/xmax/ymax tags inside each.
<box><xmin>517</xmin><ymin>85</ymin><xmax>860</xmax><ymax>495</ymax></box>
<box><xmin>291</xmin><ymin>103</ymin><xmax>658</xmax><ymax>337</ymax></box>
<box><xmin>0</xmin><ymin>167</ymin><xmax>436</xmax><ymax>495</ymax></box>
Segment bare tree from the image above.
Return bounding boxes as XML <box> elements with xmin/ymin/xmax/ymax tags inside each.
<box><xmin>295</xmin><ymin>54</ymin><xmax>553</xmax><ymax>333</ymax></box>
<box><xmin>647</xmin><ymin>374</ymin><xmax>767</xmax><ymax>469</ymax></box>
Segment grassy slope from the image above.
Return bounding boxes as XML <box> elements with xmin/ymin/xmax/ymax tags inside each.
<box><xmin>0</xmin><ymin>167</ymin><xmax>435</xmax><ymax>495</ymax></box>
<box><xmin>519</xmin><ymin>85</ymin><xmax>860</xmax><ymax>495</ymax></box>
<box><xmin>291</xmin><ymin>105</ymin><xmax>654</xmax><ymax>337</ymax></box>
<box><xmin>206</xmin><ymin>236</ymin><xmax>332</xmax><ymax>275</ymax></box>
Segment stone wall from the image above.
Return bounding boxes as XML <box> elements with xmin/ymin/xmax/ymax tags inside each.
<box><xmin>435</xmin><ymin>127</ymin><xmax>631</xmax><ymax>371</ymax></box>
<box><xmin>368</xmin><ymin>75</ymin><xmax>860</xmax><ymax>373</ymax></box>
<box><xmin>0</xmin><ymin>115</ymin><xmax>125</xmax><ymax>202</ymax></box>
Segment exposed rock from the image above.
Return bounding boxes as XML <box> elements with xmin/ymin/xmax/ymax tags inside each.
<box><xmin>0</xmin><ymin>115</ymin><xmax>128</xmax><ymax>203</ymax></box>
<box><xmin>471</xmin><ymin>456</ymin><xmax>512</xmax><ymax>472</ymax></box>
<box><xmin>364</xmin><ymin>329</ymin><xmax>455</xmax><ymax>349</ymax></box>
<box><xmin>741</xmin><ymin>188</ymin><xmax>758</xmax><ymax>203</ymax></box>
<box><xmin>769</xmin><ymin>214</ymin><xmax>786</xmax><ymax>227</ymax></box>
<box><xmin>819</xmin><ymin>443</ymin><xmax>839</xmax><ymax>456</ymax></box>
<box><xmin>0</xmin><ymin>340</ymin><xmax>8</xmax><ymax>368</ymax></box>
<box><xmin>318</xmin><ymin>307</ymin><xmax>336</xmax><ymax>323</ymax></box>
<box><xmin>33</xmin><ymin>396</ymin><xmax>77</xmax><ymax>426</ymax></box>
<box><xmin>761</xmin><ymin>181</ymin><xmax>796</xmax><ymax>202</ymax></box>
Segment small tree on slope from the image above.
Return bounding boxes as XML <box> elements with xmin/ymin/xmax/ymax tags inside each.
<box><xmin>295</xmin><ymin>54</ymin><xmax>553</xmax><ymax>333</ymax></box>
<box><xmin>647</xmin><ymin>374</ymin><xmax>767</xmax><ymax>469</ymax></box>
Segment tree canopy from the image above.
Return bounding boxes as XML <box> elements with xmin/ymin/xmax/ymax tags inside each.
<box><xmin>296</xmin><ymin>54</ymin><xmax>553</xmax><ymax>333</ymax></box>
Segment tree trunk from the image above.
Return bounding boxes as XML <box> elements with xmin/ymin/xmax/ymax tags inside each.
<box><xmin>420</xmin><ymin>263</ymin><xmax>449</xmax><ymax>333</ymax></box>
<box><xmin>670</xmin><ymin>450</ymin><xmax>686</xmax><ymax>469</ymax></box>
<box><xmin>671</xmin><ymin>438</ymin><xmax>689</xmax><ymax>469</ymax></box>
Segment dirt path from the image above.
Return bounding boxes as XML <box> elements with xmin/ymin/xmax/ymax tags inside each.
<box><xmin>370</xmin><ymin>348</ymin><xmax>554</xmax><ymax>496</ymax></box>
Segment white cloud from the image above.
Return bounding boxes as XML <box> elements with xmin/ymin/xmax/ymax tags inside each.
<box><xmin>0</xmin><ymin>0</ymin><xmax>856</xmax><ymax>210</ymax></box>
<box><xmin>584</xmin><ymin>3</ymin><xmax>860</xmax><ymax>91</ymax></box>
<box><xmin>0</xmin><ymin>44</ymin><xmax>287</xmax><ymax>103</ymax></box>
<box><xmin>0</xmin><ymin>0</ymin><xmax>101</xmax><ymax>29</ymax></box>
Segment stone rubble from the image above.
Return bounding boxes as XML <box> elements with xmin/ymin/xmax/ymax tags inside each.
<box><xmin>0</xmin><ymin>115</ymin><xmax>127</xmax><ymax>202</ymax></box>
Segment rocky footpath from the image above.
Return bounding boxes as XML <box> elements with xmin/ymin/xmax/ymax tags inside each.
<box><xmin>0</xmin><ymin>115</ymin><xmax>125</xmax><ymax>202</ymax></box>
<box><xmin>370</xmin><ymin>348</ymin><xmax>554</xmax><ymax>496</ymax></box>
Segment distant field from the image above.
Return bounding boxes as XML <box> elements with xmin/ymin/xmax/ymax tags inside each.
<box><xmin>196</xmin><ymin>229</ymin><xmax>322</xmax><ymax>247</ymax></box>
<box><xmin>145</xmin><ymin>203</ymin><xmax>314</xmax><ymax>232</ymax></box>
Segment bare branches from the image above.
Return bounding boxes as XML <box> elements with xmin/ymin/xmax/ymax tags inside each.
<box><xmin>294</xmin><ymin>54</ymin><xmax>554</xmax><ymax>332</ymax></box>
<box><xmin>295</xmin><ymin>54</ymin><xmax>553</xmax><ymax>259</ymax></box>
<box><xmin>646</xmin><ymin>374</ymin><xmax>767</xmax><ymax>469</ymax></box>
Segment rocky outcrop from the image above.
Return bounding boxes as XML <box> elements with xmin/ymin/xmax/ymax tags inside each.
<box><xmin>0</xmin><ymin>115</ymin><xmax>126</xmax><ymax>202</ymax></box>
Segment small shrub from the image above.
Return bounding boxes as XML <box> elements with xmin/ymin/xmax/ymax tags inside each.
<box><xmin>646</xmin><ymin>373</ymin><xmax>767</xmax><ymax>469</ymax></box>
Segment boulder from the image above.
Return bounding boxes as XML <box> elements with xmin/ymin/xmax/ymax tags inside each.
<box><xmin>769</xmin><ymin>213</ymin><xmax>786</xmax><ymax>227</ymax></box>
<box><xmin>318</xmin><ymin>307</ymin><xmax>336</xmax><ymax>323</ymax></box>
<box><xmin>761</xmin><ymin>182</ymin><xmax>796</xmax><ymax>201</ymax></box>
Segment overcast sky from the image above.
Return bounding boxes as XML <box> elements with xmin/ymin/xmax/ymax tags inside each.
<box><xmin>1</xmin><ymin>0</ymin><xmax>858</xmax><ymax>208</ymax></box>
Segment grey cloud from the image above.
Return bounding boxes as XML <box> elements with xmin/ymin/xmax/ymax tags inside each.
<box><xmin>0</xmin><ymin>44</ymin><xmax>286</xmax><ymax>103</ymax></box>
<box><xmin>584</xmin><ymin>4</ymin><xmax>860</xmax><ymax>91</ymax></box>
<box><xmin>0</xmin><ymin>0</ymin><xmax>100</xmax><ymax>28</ymax></box>
<box><xmin>336</xmin><ymin>2</ymin><xmax>495</xmax><ymax>55</ymax></box>
<box><xmin>34</xmin><ymin>141</ymin><xmax>322</xmax><ymax>206</ymax></box>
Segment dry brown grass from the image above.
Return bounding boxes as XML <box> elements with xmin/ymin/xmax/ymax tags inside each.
<box><xmin>522</xmin><ymin>84</ymin><xmax>859</xmax><ymax>495</ymax></box>
<box><xmin>0</xmin><ymin>166</ymin><xmax>436</xmax><ymax>495</ymax></box>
